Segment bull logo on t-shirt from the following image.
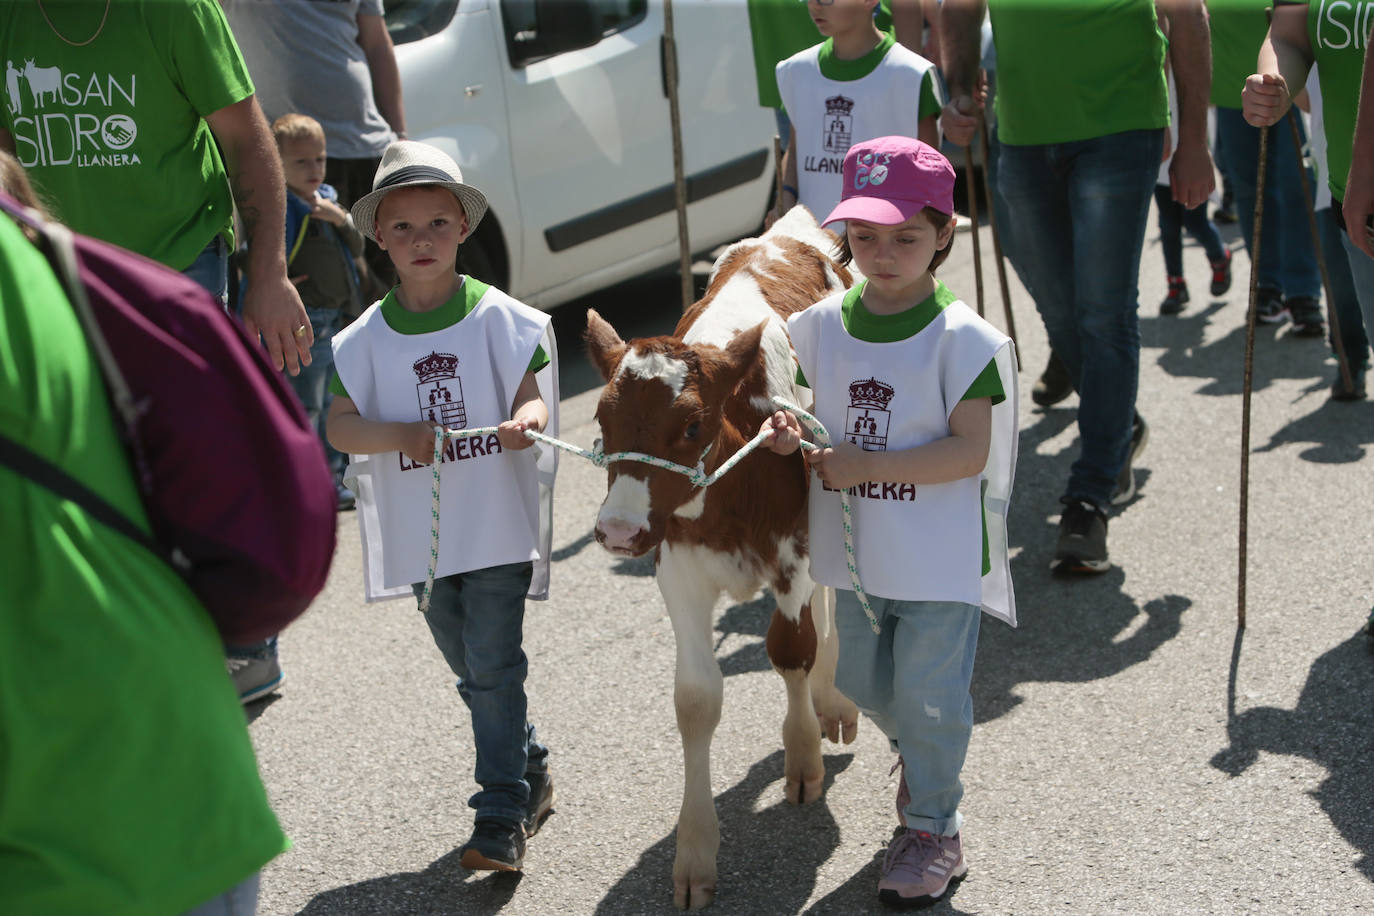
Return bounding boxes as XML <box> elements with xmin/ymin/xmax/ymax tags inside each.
<box><xmin>823</xmin><ymin>94</ymin><xmax>855</xmax><ymax>154</ymax></box>
<box><xmin>5</xmin><ymin>57</ymin><xmax>142</xmax><ymax>169</ymax></box>
<box><xmin>414</xmin><ymin>351</ymin><xmax>466</xmax><ymax>429</ymax></box>
<box><xmin>845</xmin><ymin>377</ymin><xmax>894</xmax><ymax>451</ymax></box>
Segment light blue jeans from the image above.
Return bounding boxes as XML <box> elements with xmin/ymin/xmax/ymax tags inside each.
<box><xmin>997</xmin><ymin>128</ymin><xmax>1163</xmax><ymax>508</ymax></box>
<box><xmin>1319</xmin><ymin>208</ymin><xmax>1371</xmax><ymax>367</ymax></box>
<box><xmin>1214</xmin><ymin>107</ymin><xmax>1321</xmax><ymax>299</ymax></box>
<box><xmin>834</xmin><ymin>592</ymin><xmax>981</xmax><ymax>838</ymax></box>
<box><xmin>180</xmin><ymin>873</ymin><xmax>259</xmax><ymax>916</ymax></box>
<box><xmin>413</xmin><ymin>561</ymin><xmax>549</xmax><ymax>827</ymax></box>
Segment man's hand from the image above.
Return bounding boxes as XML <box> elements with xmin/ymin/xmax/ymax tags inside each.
<box><xmin>1242</xmin><ymin>73</ymin><xmax>1291</xmax><ymax>128</ymax></box>
<box><xmin>241</xmin><ymin>272</ymin><xmax>312</xmax><ymax>375</ymax></box>
<box><xmin>1169</xmin><ymin>136</ymin><xmax>1215</xmax><ymax>210</ymax></box>
<box><xmin>939</xmin><ymin>94</ymin><xmax>980</xmax><ymax>148</ymax></box>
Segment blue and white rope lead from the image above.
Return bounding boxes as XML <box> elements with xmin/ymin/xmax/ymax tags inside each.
<box><xmin>416</xmin><ymin>398</ymin><xmax>879</xmax><ymax>633</ymax></box>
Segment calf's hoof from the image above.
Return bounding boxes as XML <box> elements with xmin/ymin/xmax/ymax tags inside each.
<box><xmin>673</xmin><ymin>877</ymin><xmax>716</xmax><ymax>910</ymax></box>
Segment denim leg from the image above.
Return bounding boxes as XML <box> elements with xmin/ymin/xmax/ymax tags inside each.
<box><xmin>1154</xmin><ymin>185</ymin><xmax>1185</xmax><ymax>278</ymax></box>
<box><xmin>1216</xmin><ymin>108</ymin><xmax>1321</xmax><ymax>297</ymax></box>
<box><xmin>179</xmin><ymin>872</ymin><xmax>260</xmax><ymax>916</ymax></box>
<box><xmin>1179</xmin><ymin>198</ymin><xmax>1229</xmax><ymax>265</ymax></box>
<box><xmin>832</xmin><ymin>592</ymin><xmax>980</xmax><ymax>837</ymax></box>
<box><xmin>1320</xmin><ymin>209</ymin><xmax>1372</xmax><ymax>365</ymax></box>
<box><xmin>1339</xmin><ymin>229</ymin><xmax>1374</xmax><ymax>358</ymax></box>
<box><xmin>999</xmin><ymin>131</ymin><xmax>1158</xmax><ymax>507</ymax></box>
<box><xmin>415</xmin><ymin>562</ymin><xmax>542</xmax><ymax>825</ymax></box>
<box><xmin>181</xmin><ymin>235</ymin><xmax>229</xmax><ymax>309</ymax></box>
<box><xmin>287</xmin><ymin>306</ymin><xmax>346</xmax><ymax>475</ymax></box>
<box><xmin>225</xmin><ymin>634</ymin><xmax>277</xmax><ymax>659</ymax></box>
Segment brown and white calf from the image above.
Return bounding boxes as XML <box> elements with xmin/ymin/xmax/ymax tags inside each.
<box><xmin>585</xmin><ymin>207</ymin><xmax>859</xmax><ymax>910</ymax></box>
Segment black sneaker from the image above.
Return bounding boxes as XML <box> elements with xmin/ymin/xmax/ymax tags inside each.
<box><xmin>460</xmin><ymin>819</ymin><xmax>525</xmax><ymax>872</ymax></box>
<box><xmin>1286</xmin><ymin>296</ymin><xmax>1324</xmax><ymax>337</ymax></box>
<box><xmin>1256</xmin><ymin>288</ymin><xmax>1288</xmax><ymax>324</ymax></box>
<box><xmin>1111</xmin><ymin>413</ymin><xmax>1149</xmax><ymax>506</ymax></box>
<box><xmin>523</xmin><ymin>769</ymin><xmax>556</xmax><ymax>837</ymax></box>
<box><xmin>1052</xmin><ymin>499</ymin><xmax>1110</xmax><ymax>575</ymax></box>
<box><xmin>1209</xmin><ymin>248</ymin><xmax>1233</xmax><ymax>296</ymax></box>
<box><xmin>1330</xmin><ymin>363</ymin><xmax>1368</xmax><ymax>401</ymax></box>
<box><xmin>1160</xmin><ymin>278</ymin><xmax>1190</xmax><ymax>315</ymax></box>
<box><xmin>1031</xmin><ymin>352</ymin><xmax>1073</xmax><ymax>407</ymax></box>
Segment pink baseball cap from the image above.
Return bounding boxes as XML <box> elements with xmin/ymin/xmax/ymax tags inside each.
<box><xmin>823</xmin><ymin>136</ymin><xmax>956</xmax><ymax>227</ymax></box>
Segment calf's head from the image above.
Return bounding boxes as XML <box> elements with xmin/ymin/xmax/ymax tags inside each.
<box><xmin>585</xmin><ymin>308</ymin><xmax>765</xmax><ymax>557</ymax></box>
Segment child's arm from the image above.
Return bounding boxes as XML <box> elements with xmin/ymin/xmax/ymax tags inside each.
<box><xmin>327</xmin><ymin>394</ymin><xmax>439</xmax><ymax>465</ymax></box>
<box><xmin>917</xmin><ymin>115</ymin><xmax>940</xmax><ymax>149</ymax></box>
<box><xmin>497</xmin><ymin>370</ymin><xmax>548</xmax><ymax>451</ymax></box>
<box><xmin>807</xmin><ymin>396</ymin><xmax>992</xmax><ymax>491</ymax></box>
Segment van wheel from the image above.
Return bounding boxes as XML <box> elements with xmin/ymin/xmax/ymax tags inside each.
<box><xmin>458</xmin><ymin>236</ymin><xmax>499</xmax><ymax>286</ymax></box>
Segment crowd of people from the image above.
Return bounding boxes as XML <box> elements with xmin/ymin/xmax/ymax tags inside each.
<box><xmin>2</xmin><ymin>0</ymin><xmax>1373</xmax><ymax>913</ymax></box>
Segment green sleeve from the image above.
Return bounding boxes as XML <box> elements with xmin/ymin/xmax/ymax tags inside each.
<box><xmin>328</xmin><ymin>371</ymin><xmax>349</xmax><ymax>399</ymax></box>
<box><xmin>165</xmin><ymin>0</ymin><xmax>255</xmax><ymax>116</ymax></box>
<box><xmin>960</xmin><ymin>359</ymin><xmax>1005</xmax><ymax>406</ymax></box>
<box><xmin>529</xmin><ymin>345</ymin><xmax>549</xmax><ymax>374</ymax></box>
<box><xmin>795</xmin><ymin>366</ymin><xmax>809</xmax><ymax>388</ymax></box>
<box><xmin>919</xmin><ymin>67</ymin><xmax>943</xmax><ymax>120</ymax></box>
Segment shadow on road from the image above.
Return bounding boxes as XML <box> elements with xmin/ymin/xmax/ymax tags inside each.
<box><xmin>593</xmin><ymin>750</ymin><xmax>854</xmax><ymax>916</ymax></box>
<box><xmin>1211</xmin><ymin>629</ymin><xmax>1374</xmax><ymax>881</ymax></box>
<box><xmin>1253</xmin><ymin>397</ymin><xmax>1373</xmax><ymax>464</ymax></box>
<box><xmin>295</xmin><ymin>848</ymin><xmax>520</xmax><ymax>916</ymax></box>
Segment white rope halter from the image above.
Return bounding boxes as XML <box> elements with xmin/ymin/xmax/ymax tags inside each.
<box><xmin>417</xmin><ymin>398</ymin><xmax>880</xmax><ymax>634</ymax></box>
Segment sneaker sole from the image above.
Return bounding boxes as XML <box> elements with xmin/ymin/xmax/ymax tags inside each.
<box><xmin>459</xmin><ymin>847</ymin><xmax>523</xmax><ymax>872</ymax></box>
<box><xmin>1111</xmin><ymin>420</ymin><xmax>1150</xmax><ymax>506</ymax></box>
<box><xmin>1290</xmin><ymin>324</ymin><xmax>1325</xmax><ymax>338</ymax></box>
<box><xmin>1257</xmin><ymin>309</ymin><xmax>1289</xmax><ymax>324</ymax></box>
<box><xmin>1050</xmin><ymin>555</ymin><xmax>1111</xmax><ymax>575</ymax></box>
<box><xmin>238</xmin><ymin>671</ymin><xmax>284</xmax><ymax>705</ymax></box>
<box><xmin>877</xmin><ymin>866</ymin><xmax>967</xmax><ymax>909</ymax></box>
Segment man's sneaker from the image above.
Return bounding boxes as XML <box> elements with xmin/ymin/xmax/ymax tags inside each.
<box><xmin>1031</xmin><ymin>352</ymin><xmax>1073</xmax><ymax>407</ymax></box>
<box><xmin>1286</xmin><ymin>296</ymin><xmax>1324</xmax><ymax>337</ymax></box>
<box><xmin>1256</xmin><ymin>288</ymin><xmax>1288</xmax><ymax>324</ymax></box>
<box><xmin>891</xmin><ymin>757</ymin><xmax>910</xmax><ymax>827</ymax></box>
<box><xmin>1330</xmin><ymin>363</ymin><xmax>1368</xmax><ymax>401</ymax></box>
<box><xmin>523</xmin><ymin>769</ymin><xmax>556</xmax><ymax>837</ymax></box>
<box><xmin>1210</xmin><ymin>248</ymin><xmax>1233</xmax><ymax>296</ymax></box>
<box><xmin>460</xmin><ymin>818</ymin><xmax>525</xmax><ymax>872</ymax></box>
<box><xmin>1160</xmin><ymin>277</ymin><xmax>1190</xmax><ymax>315</ymax></box>
<box><xmin>1213</xmin><ymin>191</ymin><xmax>1237</xmax><ymax>225</ymax></box>
<box><xmin>878</xmin><ymin>829</ymin><xmax>967</xmax><ymax>908</ymax></box>
<box><xmin>1111</xmin><ymin>413</ymin><xmax>1149</xmax><ymax>506</ymax></box>
<box><xmin>1052</xmin><ymin>499</ymin><xmax>1110</xmax><ymax>575</ymax></box>
<box><xmin>226</xmin><ymin>652</ymin><xmax>283</xmax><ymax>705</ymax></box>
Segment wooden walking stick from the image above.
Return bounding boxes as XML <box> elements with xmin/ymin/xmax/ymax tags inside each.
<box><xmin>662</xmin><ymin>0</ymin><xmax>693</xmax><ymax>312</ymax></box>
<box><xmin>1238</xmin><ymin>125</ymin><xmax>1269</xmax><ymax>631</ymax></box>
<box><xmin>1286</xmin><ymin>109</ymin><xmax>1355</xmax><ymax>394</ymax></box>
<box><xmin>774</xmin><ymin>134</ymin><xmax>786</xmax><ymax>218</ymax></box>
<box><xmin>965</xmin><ymin>144</ymin><xmax>985</xmax><ymax>318</ymax></box>
<box><xmin>977</xmin><ymin>114</ymin><xmax>1018</xmax><ymax>347</ymax></box>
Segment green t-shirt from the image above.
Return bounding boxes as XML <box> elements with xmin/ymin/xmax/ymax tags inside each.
<box><xmin>795</xmin><ymin>280</ymin><xmax>1004</xmax><ymax>574</ymax></box>
<box><xmin>990</xmin><ymin>0</ymin><xmax>1169</xmax><ymax>146</ymax></box>
<box><xmin>0</xmin><ymin>216</ymin><xmax>286</xmax><ymax>915</ymax></box>
<box><xmin>0</xmin><ymin>0</ymin><xmax>255</xmax><ymax>270</ymax></box>
<box><xmin>748</xmin><ymin>0</ymin><xmax>898</xmax><ymax>108</ymax></box>
<box><xmin>1280</xmin><ymin>0</ymin><xmax>1371</xmax><ymax>203</ymax></box>
<box><xmin>1208</xmin><ymin>0</ymin><xmax>1272</xmax><ymax>110</ymax></box>
<box><xmin>329</xmin><ymin>277</ymin><xmax>550</xmax><ymax>399</ymax></box>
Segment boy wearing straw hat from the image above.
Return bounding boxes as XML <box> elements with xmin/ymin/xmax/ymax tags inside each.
<box><xmin>326</xmin><ymin>140</ymin><xmax>559</xmax><ymax>872</ymax></box>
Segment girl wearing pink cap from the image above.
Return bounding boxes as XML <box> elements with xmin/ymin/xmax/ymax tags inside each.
<box><xmin>763</xmin><ymin>136</ymin><xmax>1019</xmax><ymax>908</ymax></box>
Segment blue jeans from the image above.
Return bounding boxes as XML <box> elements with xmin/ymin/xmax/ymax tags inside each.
<box><xmin>286</xmin><ymin>305</ymin><xmax>346</xmax><ymax>475</ymax></box>
<box><xmin>1340</xmin><ymin>226</ymin><xmax>1374</xmax><ymax>357</ymax></box>
<box><xmin>834</xmin><ymin>592</ymin><xmax>980</xmax><ymax>838</ymax></box>
<box><xmin>1321</xmin><ymin>209</ymin><xmax>1372</xmax><ymax>366</ymax></box>
<box><xmin>413</xmin><ymin>561</ymin><xmax>548</xmax><ymax>826</ymax></box>
<box><xmin>180</xmin><ymin>873</ymin><xmax>259</xmax><ymax>916</ymax></box>
<box><xmin>182</xmin><ymin>235</ymin><xmax>229</xmax><ymax>308</ymax></box>
<box><xmin>1214</xmin><ymin>107</ymin><xmax>1321</xmax><ymax>299</ymax></box>
<box><xmin>1153</xmin><ymin>185</ymin><xmax>1228</xmax><ymax>278</ymax></box>
<box><xmin>997</xmin><ymin>129</ymin><xmax>1162</xmax><ymax>508</ymax></box>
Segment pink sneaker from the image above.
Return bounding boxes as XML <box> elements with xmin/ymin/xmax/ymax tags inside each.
<box><xmin>878</xmin><ymin>829</ymin><xmax>967</xmax><ymax>907</ymax></box>
<box><xmin>890</xmin><ymin>756</ymin><xmax>910</xmax><ymax>826</ymax></box>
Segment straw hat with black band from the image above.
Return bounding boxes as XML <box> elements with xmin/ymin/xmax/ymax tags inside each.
<box><xmin>350</xmin><ymin>141</ymin><xmax>489</xmax><ymax>243</ymax></box>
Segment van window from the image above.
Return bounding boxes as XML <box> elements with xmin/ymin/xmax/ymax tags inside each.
<box><xmin>385</xmin><ymin>0</ymin><xmax>460</xmax><ymax>45</ymax></box>
<box><xmin>501</xmin><ymin>0</ymin><xmax>647</xmax><ymax>67</ymax></box>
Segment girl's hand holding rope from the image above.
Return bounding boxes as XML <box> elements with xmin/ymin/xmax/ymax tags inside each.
<box><xmin>498</xmin><ymin>416</ymin><xmax>541</xmax><ymax>451</ymax></box>
<box><xmin>759</xmin><ymin>409</ymin><xmax>805</xmax><ymax>455</ymax></box>
<box><xmin>402</xmin><ymin>420</ymin><xmax>443</xmax><ymax>465</ymax></box>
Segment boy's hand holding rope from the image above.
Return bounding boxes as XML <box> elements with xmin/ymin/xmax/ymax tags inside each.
<box><xmin>414</xmin><ymin>398</ymin><xmax>881</xmax><ymax>635</ymax></box>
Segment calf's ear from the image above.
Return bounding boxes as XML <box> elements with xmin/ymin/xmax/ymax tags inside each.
<box><xmin>701</xmin><ymin>320</ymin><xmax>767</xmax><ymax>404</ymax></box>
<box><xmin>585</xmin><ymin>309</ymin><xmax>628</xmax><ymax>382</ymax></box>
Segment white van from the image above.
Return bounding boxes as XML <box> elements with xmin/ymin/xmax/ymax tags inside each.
<box><xmin>386</xmin><ymin>0</ymin><xmax>777</xmax><ymax>309</ymax></box>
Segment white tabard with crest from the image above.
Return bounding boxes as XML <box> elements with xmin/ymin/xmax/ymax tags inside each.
<box><xmin>333</xmin><ymin>281</ymin><xmax>558</xmax><ymax>601</ymax></box>
<box><xmin>789</xmin><ymin>292</ymin><xmax>1018</xmax><ymax>625</ymax></box>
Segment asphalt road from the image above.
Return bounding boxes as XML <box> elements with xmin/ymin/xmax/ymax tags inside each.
<box><xmin>246</xmin><ymin>202</ymin><xmax>1374</xmax><ymax>916</ymax></box>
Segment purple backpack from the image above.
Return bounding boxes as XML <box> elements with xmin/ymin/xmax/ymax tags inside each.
<box><xmin>0</xmin><ymin>193</ymin><xmax>336</xmax><ymax>643</ymax></box>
